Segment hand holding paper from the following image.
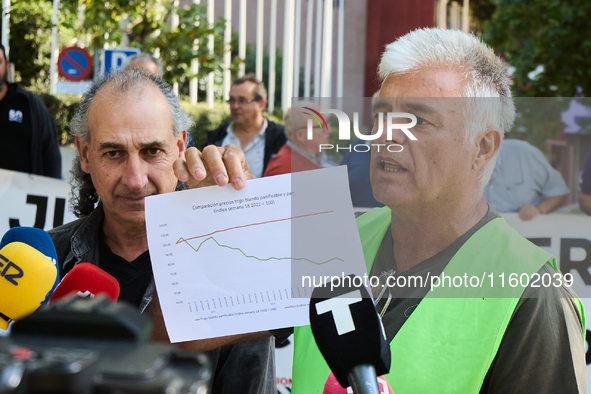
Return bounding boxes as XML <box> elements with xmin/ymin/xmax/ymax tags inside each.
<box><xmin>145</xmin><ymin>166</ymin><xmax>367</xmax><ymax>343</ymax></box>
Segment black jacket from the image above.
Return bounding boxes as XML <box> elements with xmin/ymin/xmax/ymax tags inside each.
<box><xmin>47</xmin><ymin>204</ymin><xmax>277</xmax><ymax>393</ymax></box>
<box><xmin>205</xmin><ymin>119</ymin><xmax>286</xmax><ymax>174</ymax></box>
<box><xmin>14</xmin><ymin>84</ymin><xmax>62</xmax><ymax>179</ymax></box>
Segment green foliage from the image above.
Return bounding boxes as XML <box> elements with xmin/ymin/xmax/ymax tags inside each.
<box><xmin>243</xmin><ymin>43</ymin><xmax>285</xmax><ymax>117</ymax></box>
<box><xmin>506</xmin><ymin>98</ymin><xmax>571</xmax><ymax>153</ymax></box>
<box><xmin>181</xmin><ymin>102</ymin><xmax>231</xmax><ymax>149</ymax></box>
<box><xmin>78</xmin><ymin>1</ymin><xmax>240</xmax><ymax>93</ymax></box>
<box><xmin>9</xmin><ymin>0</ymin><xmax>293</xmax><ymax>148</ymax></box>
<box><xmin>34</xmin><ymin>93</ymin><xmax>81</xmax><ymax>145</ymax></box>
<box><xmin>4</xmin><ymin>0</ymin><xmax>241</xmax><ymax>98</ymax></box>
<box><xmin>1</xmin><ymin>0</ymin><xmax>70</xmax><ymax>88</ymax></box>
<box><xmin>482</xmin><ymin>0</ymin><xmax>591</xmax><ymax>97</ymax></box>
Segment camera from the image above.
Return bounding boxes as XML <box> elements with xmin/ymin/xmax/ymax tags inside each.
<box><xmin>0</xmin><ymin>296</ymin><xmax>211</xmax><ymax>394</ymax></box>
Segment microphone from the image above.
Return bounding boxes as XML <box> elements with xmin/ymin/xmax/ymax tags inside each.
<box><xmin>49</xmin><ymin>263</ymin><xmax>120</xmax><ymax>303</ymax></box>
<box><xmin>1</xmin><ymin>226</ymin><xmax>60</xmax><ymax>304</ymax></box>
<box><xmin>309</xmin><ymin>274</ymin><xmax>391</xmax><ymax>394</ymax></box>
<box><xmin>0</xmin><ymin>242</ymin><xmax>58</xmax><ymax>330</ymax></box>
<box><xmin>323</xmin><ymin>372</ymin><xmax>393</xmax><ymax>394</ymax></box>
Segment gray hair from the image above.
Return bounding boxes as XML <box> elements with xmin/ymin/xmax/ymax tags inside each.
<box><xmin>126</xmin><ymin>53</ymin><xmax>164</xmax><ymax>77</ymax></box>
<box><xmin>378</xmin><ymin>28</ymin><xmax>515</xmax><ymax>188</ymax></box>
<box><xmin>285</xmin><ymin>101</ymin><xmax>320</xmax><ymax>140</ymax></box>
<box><xmin>69</xmin><ymin>67</ymin><xmax>192</xmax><ymax>217</ymax></box>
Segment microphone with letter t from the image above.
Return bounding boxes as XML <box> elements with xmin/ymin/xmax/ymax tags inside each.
<box><xmin>0</xmin><ymin>242</ymin><xmax>58</xmax><ymax>330</ymax></box>
<box><xmin>49</xmin><ymin>262</ymin><xmax>120</xmax><ymax>303</ymax></box>
<box><xmin>309</xmin><ymin>274</ymin><xmax>391</xmax><ymax>394</ymax></box>
<box><xmin>0</xmin><ymin>226</ymin><xmax>60</xmax><ymax>305</ymax></box>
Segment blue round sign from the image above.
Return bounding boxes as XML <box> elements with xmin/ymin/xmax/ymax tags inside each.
<box><xmin>58</xmin><ymin>47</ymin><xmax>93</xmax><ymax>81</ymax></box>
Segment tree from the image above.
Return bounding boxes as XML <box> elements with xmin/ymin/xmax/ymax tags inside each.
<box><xmin>2</xmin><ymin>0</ymin><xmax>238</xmax><ymax>96</ymax></box>
<box><xmin>481</xmin><ymin>0</ymin><xmax>591</xmax><ymax>97</ymax></box>
<box><xmin>0</xmin><ymin>0</ymin><xmax>78</xmax><ymax>89</ymax></box>
<box><xmin>79</xmin><ymin>0</ymin><xmax>238</xmax><ymax>96</ymax></box>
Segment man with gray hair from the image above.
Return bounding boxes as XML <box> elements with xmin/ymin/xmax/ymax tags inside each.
<box><xmin>48</xmin><ymin>68</ymin><xmax>276</xmax><ymax>393</ymax></box>
<box><xmin>292</xmin><ymin>28</ymin><xmax>585</xmax><ymax>393</ymax></box>
<box><xmin>263</xmin><ymin>101</ymin><xmax>333</xmax><ymax>176</ymax></box>
<box><xmin>127</xmin><ymin>53</ymin><xmax>164</xmax><ymax>77</ymax></box>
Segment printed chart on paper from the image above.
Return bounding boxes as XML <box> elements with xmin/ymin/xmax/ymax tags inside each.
<box><xmin>145</xmin><ymin>166</ymin><xmax>367</xmax><ymax>342</ymax></box>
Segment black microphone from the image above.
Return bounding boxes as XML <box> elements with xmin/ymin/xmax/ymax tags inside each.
<box><xmin>309</xmin><ymin>274</ymin><xmax>391</xmax><ymax>394</ymax></box>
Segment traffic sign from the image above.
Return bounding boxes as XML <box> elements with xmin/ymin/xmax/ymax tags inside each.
<box><xmin>57</xmin><ymin>47</ymin><xmax>93</xmax><ymax>82</ymax></box>
<box><xmin>102</xmin><ymin>48</ymin><xmax>141</xmax><ymax>76</ymax></box>
<box><xmin>56</xmin><ymin>81</ymin><xmax>93</xmax><ymax>95</ymax></box>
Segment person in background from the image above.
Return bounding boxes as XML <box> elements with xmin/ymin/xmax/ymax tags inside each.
<box><xmin>484</xmin><ymin>139</ymin><xmax>569</xmax><ymax>221</ymax></box>
<box><xmin>127</xmin><ymin>53</ymin><xmax>163</xmax><ymax>77</ymax></box>
<box><xmin>0</xmin><ymin>43</ymin><xmax>61</xmax><ymax>179</ymax></box>
<box><xmin>48</xmin><ymin>68</ymin><xmax>276</xmax><ymax>393</ymax></box>
<box><xmin>579</xmin><ymin>150</ymin><xmax>591</xmax><ymax>215</ymax></box>
<box><xmin>264</xmin><ymin>101</ymin><xmax>334</xmax><ymax>176</ymax></box>
<box><xmin>206</xmin><ymin>74</ymin><xmax>286</xmax><ymax>178</ymax></box>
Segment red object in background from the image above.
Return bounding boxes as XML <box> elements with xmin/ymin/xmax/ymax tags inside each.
<box><xmin>323</xmin><ymin>372</ymin><xmax>394</xmax><ymax>394</ymax></box>
<box><xmin>364</xmin><ymin>0</ymin><xmax>435</xmax><ymax>97</ymax></box>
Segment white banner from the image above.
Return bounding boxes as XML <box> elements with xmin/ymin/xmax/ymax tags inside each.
<box><xmin>502</xmin><ymin>213</ymin><xmax>591</xmax><ymax>297</ymax></box>
<box><xmin>0</xmin><ymin>169</ymin><xmax>77</xmax><ymax>236</ymax></box>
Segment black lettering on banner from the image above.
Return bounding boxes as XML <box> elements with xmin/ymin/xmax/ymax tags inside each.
<box><xmin>560</xmin><ymin>238</ymin><xmax>591</xmax><ymax>285</ymax></box>
<box><xmin>587</xmin><ymin>330</ymin><xmax>591</xmax><ymax>365</ymax></box>
<box><xmin>1</xmin><ymin>261</ymin><xmax>23</xmax><ymax>285</ymax></box>
<box><xmin>9</xmin><ymin>195</ymin><xmax>48</xmax><ymax>229</ymax></box>
<box><xmin>527</xmin><ymin>238</ymin><xmax>552</xmax><ymax>247</ymax></box>
<box><xmin>53</xmin><ymin>198</ymin><xmax>66</xmax><ymax>228</ymax></box>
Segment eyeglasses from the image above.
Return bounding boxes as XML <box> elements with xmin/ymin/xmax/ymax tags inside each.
<box><xmin>371</xmin><ymin>269</ymin><xmax>395</xmax><ymax>318</ymax></box>
<box><xmin>226</xmin><ymin>97</ymin><xmax>259</xmax><ymax>105</ymax></box>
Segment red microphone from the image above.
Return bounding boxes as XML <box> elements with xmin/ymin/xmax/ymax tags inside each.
<box><xmin>49</xmin><ymin>263</ymin><xmax>120</xmax><ymax>303</ymax></box>
<box><xmin>323</xmin><ymin>372</ymin><xmax>393</xmax><ymax>394</ymax></box>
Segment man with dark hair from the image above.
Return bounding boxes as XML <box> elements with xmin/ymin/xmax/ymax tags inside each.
<box><xmin>206</xmin><ymin>73</ymin><xmax>286</xmax><ymax>177</ymax></box>
<box><xmin>48</xmin><ymin>68</ymin><xmax>276</xmax><ymax>393</ymax></box>
<box><xmin>0</xmin><ymin>43</ymin><xmax>62</xmax><ymax>178</ymax></box>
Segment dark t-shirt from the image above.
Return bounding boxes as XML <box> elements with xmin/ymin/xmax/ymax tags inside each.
<box><xmin>0</xmin><ymin>83</ymin><xmax>33</xmax><ymax>174</ymax></box>
<box><xmin>99</xmin><ymin>231</ymin><xmax>153</xmax><ymax>308</ymax></box>
<box><xmin>369</xmin><ymin>209</ymin><xmax>585</xmax><ymax>393</ymax></box>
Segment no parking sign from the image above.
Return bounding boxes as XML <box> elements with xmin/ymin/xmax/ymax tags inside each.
<box><xmin>57</xmin><ymin>47</ymin><xmax>93</xmax><ymax>81</ymax></box>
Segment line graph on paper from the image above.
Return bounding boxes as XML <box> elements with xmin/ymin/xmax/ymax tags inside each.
<box><xmin>176</xmin><ymin>211</ymin><xmax>344</xmax><ymax>266</ymax></box>
<box><xmin>144</xmin><ymin>167</ymin><xmax>369</xmax><ymax>342</ymax></box>
<box><xmin>158</xmin><ymin>209</ymin><xmax>345</xmax><ymax>302</ymax></box>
